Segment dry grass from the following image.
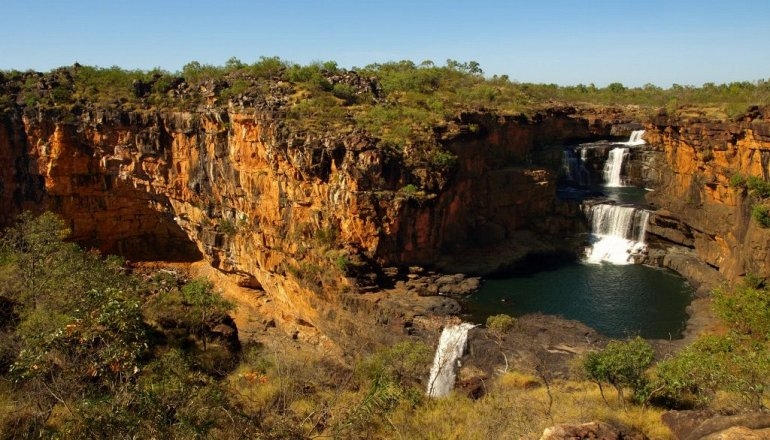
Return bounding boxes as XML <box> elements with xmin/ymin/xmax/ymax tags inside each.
<box><xmin>222</xmin><ymin>344</ymin><xmax>678</xmax><ymax>440</ymax></box>
<box><xmin>384</xmin><ymin>372</ymin><xmax>674</xmax><ymax>440</ymax></box>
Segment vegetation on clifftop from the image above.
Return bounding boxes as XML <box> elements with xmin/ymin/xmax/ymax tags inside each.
<box><xmin>2</xmin><ymin>57</ymin><xmax>769</xmax><ymax>127</ymax></box>
<box><xmin>1</xmin><ymin>58</ymin><xmax>767</xmax><ymax>198</ymax></box>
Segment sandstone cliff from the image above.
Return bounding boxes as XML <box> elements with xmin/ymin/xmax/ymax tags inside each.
<box><xmin>641</xmin><ymin>109</ymin><xmax>770</xmax><ymax>284</ymax></box>
<box><xmin>0</xmin><ymin>102</ymin><xmax>619</xmax><ymax>345</ymax></box>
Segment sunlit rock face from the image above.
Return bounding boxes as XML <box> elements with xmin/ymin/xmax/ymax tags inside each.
<box><xmin>0</xmin><ymin>105</ymin><xmax>618</xmax><ymax>345</ymax></box>
<box><xmin>642</xmin><ymin>111</ymin><xmax>770</xmax><ymax>281</ymax></box>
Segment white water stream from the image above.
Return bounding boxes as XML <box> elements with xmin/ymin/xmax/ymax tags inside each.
<box><xmin>603</xmin><ymin>147</ymin><xmax>629</xmax><ymax>187</ymax></box>
<box><xmin>621</xmin><ymin>129</ymin><xmax>646</xmax><ymax>146</ymax></box>
<box><xmin>426</xmin><ymin>323</ymin><xmax>475</xmax><ymax>397</ymax></box>
<box><xmin>584</xmin><ymin>203</ymin><xmax>649</xmax><ymax>264</ymax></box>
<box><xmin>602</xmin><ymin>130</ymin><xmax>646</xmax><ymax>187</ymax></box>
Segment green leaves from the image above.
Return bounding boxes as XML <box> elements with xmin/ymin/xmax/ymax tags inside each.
<box><xmin>713</xmin><ymin>280</ymin><xmax>770</xmax><ymax>340</ymax></box>
<box><xmin>583</xmin><ymin>336</ymin><xmax>654</xmax><ymax>404</ymax></box>
<box><xmin>0</xmin><ymin>212</ymin><xmax>147</xmax><ymax>387</ymax></box>
<box><xmin>652</xmin><ymin>278</ymin><xmax>770</xmax><ymax>409</ymax></box>
<box><xmin>11</xmin><ymin>288</ymin><xmax>147</xmax><ymax>386</ymax></box>
<box><xmin>486</xmin><ymin>314</ymin><xmax>516</xmax><ymax>336</ymax></box>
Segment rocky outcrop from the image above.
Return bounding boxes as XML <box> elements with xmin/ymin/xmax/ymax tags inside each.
<box><xmin>0</xmin><ymin>103</ymin><xmax>617</xmax><ymax>346</ymax></box>
<box><xmin>640</xmin><ymin>110</ymin><xmax>770</xmax><ymax>283</ymax></box>
<box><xmin>539</xmin><ymin>421</ymin><xmax>648</xmax><ymax>440</ymax></box>
<box><xmin>662</xmin><ymin>410</ymin><xmax>770</xmax><ymax>440</ymax></box>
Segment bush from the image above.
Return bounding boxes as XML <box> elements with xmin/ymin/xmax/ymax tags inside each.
<box><xmin>747</xmin><ymin>176</ymin><xmax>770</xmax><ymax>198</ymax></box>
<box><xmin>729</xmin><ymin>172</ymin><xmax>747</xmax><ymax>188</ymax></box>
<box><xmin>652</xmin><ymin>278</ymin><xmax>770</xmax><ymax>410</ymax></box>
<box><xmin>333</xmin><ymin>254</ymin><xmax>349</xmax><ymax>272</ymax></box>
<box><xmin>428</xmin><ymin>149</ymin><xmax>458</xmax><ymax>169</ymax></box>
<box><xmin>713</xmin><ymin>277</ymin><xmax>770</xmax><ymax>338</ymax></box>
<box><xmin>486</xmin><ymin>314</ymin><xmax>516</xmax><ymax>335</ymax></box>
<box><xmin>583</xmin><ymin>337</ymin><xmax>654</xmax><ymax>406</ymax></box>
<box><xmin>218</xmin><ymin>219</ymin><xmax>236</xmax><ymax>235</ymax></box>
<box><xmin>751</xmin><ymin>204</ymin><xmax>770</xmax><ymax>228</ymax></box>
<box><xmin>651</xmin><ymin>335</ymin><xmax>728</xmax><ymax>407</ymax></box>
<box><xmin>399</xmin><ymin>184</ymin><xmax>418</xmax><ymax>196</ymax></box>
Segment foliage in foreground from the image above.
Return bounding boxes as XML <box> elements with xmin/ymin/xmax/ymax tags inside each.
<box><xmin>0</xmin><ymin>212</ymin><xmax>254</xmax><ymax>438</ymax></box>
<box><xmin>2</xmin><ymin>212</ymin><xmax>769</xmax><ymax>438</ymax></box>
<box><xmin>649</xmin><ymin>277</ymin><xmax>770</xmax><ymax>410</ymax></box>
<box><xmin>0</xmin><ymin>212</ymin><xmax>675</xmax><ymax>439</ymax></box>
<box><xmin>583</xmin><ymin>337</ymin><xmax>654</xmax><ymax>407</ymax></box>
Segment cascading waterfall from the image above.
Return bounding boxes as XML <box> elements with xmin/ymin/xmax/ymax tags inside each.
<box><xmin>584</xmin><ymin>203</ymin><xmax>649</xmax><ymax>264</ymax></box>
<box><xmin>426</xmin><ymin>322</ymin><xmax>475</xmax><ymax>397</ymax></box>
<box><xmin>603</xmin><ymin>147</ymin><xmax>629</xmax><ymax>187</ymax></box>
<box><xmin>602</xmin><ymin>131</ymin><xmax>646</xmax><ymax>187</ymax></box>
<box><xmin>562</xmin><ymin>148</ymin><xmax>591</xmax><ymax>185</ymax></box>
<box><xmin>621</xmin><ymin>129</ymin><xmax>646</xmax><ymax>146</ymax></box>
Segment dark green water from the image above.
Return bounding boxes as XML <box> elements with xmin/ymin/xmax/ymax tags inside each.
<box><xmin>463</xmin><ymin>262</ymin><xmax>693</xmax><ymax>339</ymax></box>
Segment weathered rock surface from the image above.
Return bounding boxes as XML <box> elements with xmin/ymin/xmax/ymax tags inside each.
<box><xmin>662</xmin><ymin>410</ymin><xmax>770</xmax><ymax>440</ymax></box>
<box><xmin>641</xmin><ymin>111</ymin><xmax>770</xmax><ymax>284</ymax></box>
<box><xmin>464</xmin><ymin>314</ymin><xmax>607</xmax><ymax>379</ymax></box>
<box><xmin>0</xmin><ymin>104</ymin><xmax>616</xmax><ymax>347</ymax></box>
<box><xmin>539</xmin><ymin>421</ymin><xmax>648</xmax><ymax>440</ymax></box>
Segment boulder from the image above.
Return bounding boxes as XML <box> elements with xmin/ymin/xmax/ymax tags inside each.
<box><xmin>662</xmin><ymin>410</ymin><xmax>770</xmax><ymax>440</ymax></box>
<box><xmin>539</xmin><ymin>421</ymin><xmax>647</xmax><ymax>440</ymax></box>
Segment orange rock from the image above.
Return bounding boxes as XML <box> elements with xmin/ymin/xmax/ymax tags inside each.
<box><xmin>644</xmin><ymin>114</ymin><xmax>770</xmax><ymax>281</ymax></box>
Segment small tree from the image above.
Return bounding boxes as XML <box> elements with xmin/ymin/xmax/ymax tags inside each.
<box><xmin>181</xmin><ymin>278</ymin><xmax>234</xmax><ymax>351</ymax></box>
<box><xmin>583</xmin><ymin>336</ymin><xmax>654</xmax><ymax>407</ymax></box>
<box><xmin>486</xmin><ymin>314</ymin><xmax>516</xmax><ymax>372</ymax></box>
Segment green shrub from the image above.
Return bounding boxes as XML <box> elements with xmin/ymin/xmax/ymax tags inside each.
<box><xmin>399</xmin><ymin>184</ymin><xmax>419</xmax><ymax>198</ymax></box>
<box><xmin>486</xmin><ymin>314</ymin><xmax>516</xmax><ymax>334</ymax></box>
<box><xmin>651</xmin><ymin>278</ymin><xmax>770</xmax><ymax>410</ymax></box>
<box><xmin>486</xmin><ymin>314</ymin><xmax>516</xmax><ymax>371</ymax></box>
<box><xmin>729</xmin><ymin>172</ymin><xmax>747</xmax><ymax>188</ymax></box>
<box><xmin>429</xmin><ymin>149</ymin><xmax>457</xmax><ymax>169</ymax></box>
<box><xmin>315</xmin><ymin>225</ymin><xmax>338</xmax><ymax>248</ymax></box>
<box><xmin>651</xmin><ymin>335</ymin><xmax>729</xmax><ymax>407</ymax></box>
<box><xmin>713</xmin><ymin>277</ymin><xmax>770</xmax><ymax>338</ymax></box>
<box><xmin>333</xmin><ymin>254</ymin><xmax>349</xmax><ymax>273</ymax></box>
<box><xmin>332</xmin><ymin>83</ymin><xmax>357</xmax><ymax>104</ymax></box>
<box><xmin>747</xmin><ymin>176</ymin><xmax>770</xmax><ymax>198</ymax></box>
<box><xmin>583</xmin><ymin>337</ymin><xmax>654</xmax><ymax>406</ymax></box>
<box><xmin>752</xmin><ymin>204</ymin><xmax>770</xmax><ymax>228</ymax></box>
<box><xmin>218</xmin><ymin>219</ymin><xmax>236</xmax><ymax>235</ymax></box>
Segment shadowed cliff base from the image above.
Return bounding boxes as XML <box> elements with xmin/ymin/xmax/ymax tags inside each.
<box><xmin>486</xmin><ymin>250</ymin><xmax>579</xmax><ymax>277</ymax></box>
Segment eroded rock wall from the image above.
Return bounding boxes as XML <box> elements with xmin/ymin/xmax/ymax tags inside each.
<box><xmin>642</xmin><ymin>112</ymin><xmax>770</xmax><ymax>282</ymax></box>
<box><xmin>0</xmin><ymin>105</ymin><xmax>613</xmax><ymax>344</ymax></box>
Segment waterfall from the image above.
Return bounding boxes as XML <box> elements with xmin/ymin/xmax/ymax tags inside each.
<box><xmin>562</xmin><ymin>148</ymin><xmax>591</xmax><ymax>185</ymax></box>
<box><xmin>584</xmin><ymin>203</ymin><xmax>649</xmax><ymax>264</ymax></box>
<box><xmin>603</xmin><ymin>147</ymin><xmax>629</xmax><ymax>187</ymax></box>
<box><xmin>601</xmin><ymin>131</ymin><xmax>645</xmax><ymax>186</ymax></box>
<box><xmin>621</xmin><ymin>129</ymin><xmax>646</xmax><ymax>146</ymax></box>
<box><xmin>426</xmin><ymin>323</ymin><xmax>475</xmax><ymax>397</ymax></box>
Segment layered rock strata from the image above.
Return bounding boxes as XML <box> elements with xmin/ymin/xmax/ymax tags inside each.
<box><xmin>640</xmin><ymin>111</ymin><xmax>770</xmax><ymax>285</ymax></box>
<box><xmin>0</xmin><ymin>105</ymin><xmax>614</xmax><ymax>345</ymax></box>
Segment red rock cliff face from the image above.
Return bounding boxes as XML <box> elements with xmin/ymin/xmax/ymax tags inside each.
<box><xmin>0</xmin><ymin>107</ymin><xmax>612</xmax><ymax>340</ymax></box>
<box><xmin>643</xmin><ymin>112</ymin><xmax>770</xmax><ymax>282</ymax></box>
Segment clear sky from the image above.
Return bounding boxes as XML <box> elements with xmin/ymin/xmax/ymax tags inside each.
<box><xmin>1</xmin><ymin>0</ymin><xmax>768</xmax><ymax>87</ymax></box>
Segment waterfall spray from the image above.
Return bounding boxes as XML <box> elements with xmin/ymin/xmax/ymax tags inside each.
<box><xmin>426</xmin><ymin>323</ymin><xmax>475</xmax><ymax>397</ymax></box>
<box><xmin>584</xmin><ymin>203</ymin><xmax>649</xmax><ymax>264</ymax></box>
<box><xmin>603</xmin><ymin>147</ymin><xmax>629</xmax><ymax>187</ymax></box>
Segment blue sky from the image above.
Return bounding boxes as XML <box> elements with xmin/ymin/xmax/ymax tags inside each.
<box><xmin>1</xmin><ymin>0</ymin><xmax>767</xmax><ymax>87</ymax></box>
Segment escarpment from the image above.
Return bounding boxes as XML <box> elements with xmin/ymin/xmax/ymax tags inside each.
<box><xmin>640</xmin><ymin>110</ymin><xmax>770</xmax><ymax>285</ymax></box>
<box><xmin>4</xmin><ymin>65</ymin><xmax>769</xmax><ymax>348</ymax></box>
<box><xmin>0</xmin><ymin>101</ymin><xmax>622</xmax><ymax>345</ymax></box>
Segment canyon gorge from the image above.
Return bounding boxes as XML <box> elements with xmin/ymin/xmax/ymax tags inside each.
<box><xmin>1</xmin><ymin>94</ymin><xmax>770</xmax><ymax>352</ymax></box>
